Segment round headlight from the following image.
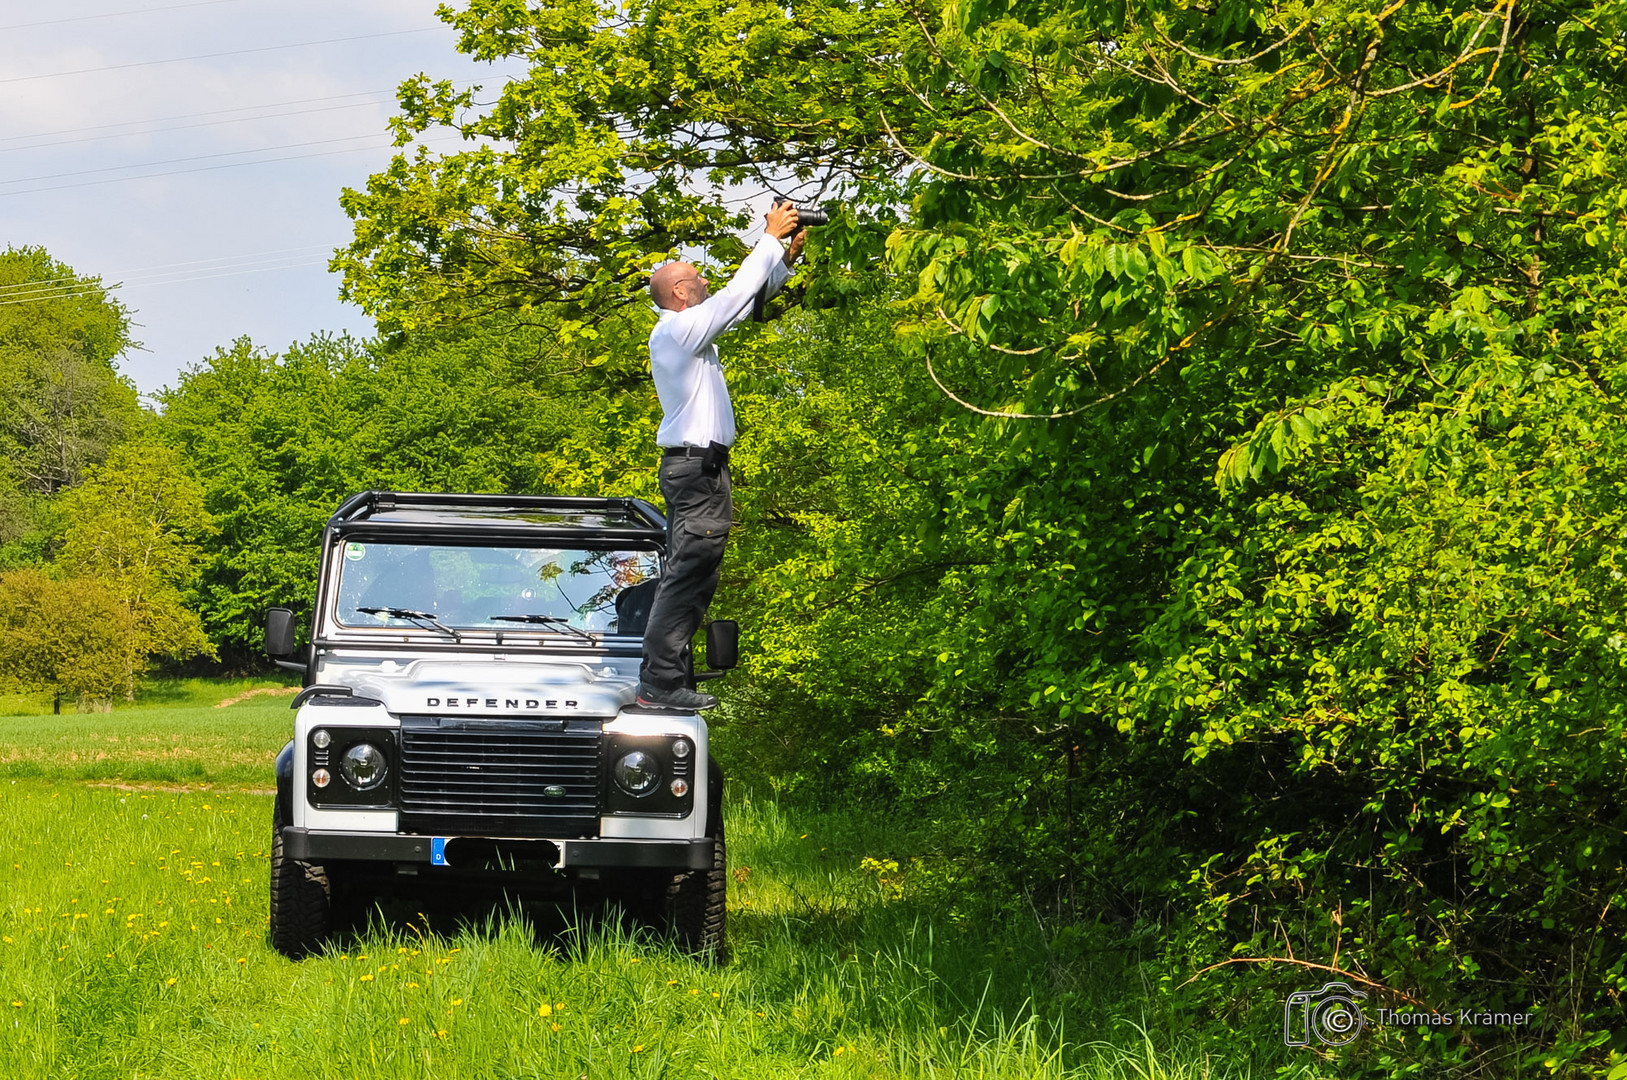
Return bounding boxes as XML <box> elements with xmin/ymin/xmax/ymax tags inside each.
<box><xmin>340</xmin><ymin>743</ymin><xmax>387</xmax><ymax>791</ymax></box>
<box><xmin>613</xmin><ymin>751</ymin><xmax>661</xmax><ymax>797</ymax></box>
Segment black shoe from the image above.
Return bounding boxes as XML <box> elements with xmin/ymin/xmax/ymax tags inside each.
<box><xmin>633</xmin><ymin>684</ymin><xmax>718</xmax><ymax>711</ymax></box>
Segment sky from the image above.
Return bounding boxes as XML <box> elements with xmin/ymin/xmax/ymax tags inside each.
<box><xmin>0</xmin><ymin>0</ymin><xmax>497</xmax><ymax>396</ymax></box>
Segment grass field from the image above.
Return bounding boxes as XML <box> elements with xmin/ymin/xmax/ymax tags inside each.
<box><xmin>0</xmin><ymin>685</ymin><xmax>1325</xmax><ymax>1079</ymax></box>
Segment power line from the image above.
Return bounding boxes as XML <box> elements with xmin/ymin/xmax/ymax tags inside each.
<box><xmin>0</xmin><ymin>27</ymin><xmax>440</xmax><ymax>86</ymax></box>
<box><xmin>0</xmin><ymin>132</ymin><xmax>404</xmax><ymax>186</ymax></box>
<box><xmin>0</xmin><ymin>257</ymin><xmax>337</xmax><ymax>308</ymax></box>
<box><xmin>2</xmin><ymin>99</ymin><xmax>385</xmax><ymax>154</ymax></box>
<box><xmin>0</xmin><ymin>245</ymin><xmax>334</xmax><ymax>298</ymax></box>
<box><xmin>0</xmin><ymin>134</ymin><xmax>460</xmax><ymax>197</ymax></box>
<box><xmin>0</xmin><ymin>0</ymin><xmax>248</xmax><ymax>32</ymax></box>
<box><xmin>0</xmin><ymin>77</ymin><xmax>498</xmax><ymax>147</ymax></box>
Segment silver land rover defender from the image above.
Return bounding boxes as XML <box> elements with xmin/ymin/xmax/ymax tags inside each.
<box><xmin>263</xmin><ymin>492</ymin><xmax>734</xmax><ymax>960</ymax></box>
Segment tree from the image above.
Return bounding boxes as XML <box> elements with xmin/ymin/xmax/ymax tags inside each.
<box><xmin>0</xmin><ymin>568</ymin><xmax>132</xmax><ymax>710</ymax></box>
<box><xmin>327</xmin><ymin>0</ymin><xmax>1627</xmax><ymax>1066</ymax></box>
<box><xmin>157</xmin><ymin>323</ymin><xmax>646</xmax><ymax>657</ymax></box>
<box><xmin>57</xmin><ymin>440</ymin><xmax>215</xmax><ymax>699</ymax></box>
<box><xmin>0</xmin><ymin>247</ymin><xmax>142</xmax><ymax>496</ymax></box>
<box><xmin>0</xmin><ymin>247</ymin><xmax>144</xmax><ymax>571</ymax></box>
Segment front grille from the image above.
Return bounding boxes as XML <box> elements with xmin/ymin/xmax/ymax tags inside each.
<box><xmin>397</xmin><ymin>716</ymin><xmax>602</xmax><ymax>838</ymax></box>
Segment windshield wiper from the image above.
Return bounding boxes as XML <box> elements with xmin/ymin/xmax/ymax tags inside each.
<box><xmin>357</xmin><ymin>606</ymin><xmax>463</xmax><ymax>642</ymax></box>
<box><xmin>488</xmin><ymin>613</ymin><xmax>596</xmax><ymax>642</ymax></box>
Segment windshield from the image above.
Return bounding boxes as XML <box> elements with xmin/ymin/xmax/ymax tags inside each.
<box><xmin>333</xmin><ymin>540</ymin><xmax>660</xmax><ymax>636</ymax></box>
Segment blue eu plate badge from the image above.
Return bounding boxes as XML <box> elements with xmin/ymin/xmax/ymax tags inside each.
<box><xmin>431</xmin><ymin>838</ymin><xmax>448</xmax><ymax>866</ymax></box>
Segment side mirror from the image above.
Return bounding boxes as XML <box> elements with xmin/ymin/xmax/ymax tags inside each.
<box><xmin>264</xmin><ymin>608</ymin><xmax>297</xmax><ymax>658</ymax></box>
<box><xmin>704</xmin><ymin>620</ymin><xmax>739</xmax><ymax>671</ymax></box>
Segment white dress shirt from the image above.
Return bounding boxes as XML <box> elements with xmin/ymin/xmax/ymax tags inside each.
<box><xmin>649</xmin><ymin>233</ymin><xmax>791</xmax><ymax>448</ymax></box>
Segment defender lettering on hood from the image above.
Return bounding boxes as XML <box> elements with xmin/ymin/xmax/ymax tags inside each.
<box><xmin>427</xmin><ymin>696</ymin><xmax>579</xmax><ymax>709</ymax></box>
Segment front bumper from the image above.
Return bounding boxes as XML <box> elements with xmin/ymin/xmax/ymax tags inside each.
<box><xmin>281</xmin><ymin>828</ymin><xmax>713</xmax><ymax>870</ymax></box>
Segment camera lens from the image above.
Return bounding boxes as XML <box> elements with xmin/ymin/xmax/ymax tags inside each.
<box><xmin>796</xmin><ymin>208</ymin><xmax>829</xmax><ymax>227</ymax></box>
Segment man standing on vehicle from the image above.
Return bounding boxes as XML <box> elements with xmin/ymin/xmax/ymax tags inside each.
<box><xmin>635</xmin><ymin>200</ymin><xmax>806</xmax><ymax>710</ymax></box>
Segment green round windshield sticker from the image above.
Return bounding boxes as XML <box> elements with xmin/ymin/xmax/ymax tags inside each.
<box><xmin>345</xmin><ymin>542</ymin><xmax>366</xmax><ymax>561</ymax></box>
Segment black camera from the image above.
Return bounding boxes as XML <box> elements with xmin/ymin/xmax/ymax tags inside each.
<box><xmin>777</xmin><ymin>199</ymin><xmax>831</xmax><ymax>228</ymax></box>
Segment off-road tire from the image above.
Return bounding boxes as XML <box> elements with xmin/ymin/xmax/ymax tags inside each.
<box><xmin>665</xmin><ymin>817</ymin><xmax>726</xmax><ymax>962</ymax></box>
<box><xmin>268</xmin><ymin>793</ymin><xmax>333</xmax><ymax>959</ymax></box>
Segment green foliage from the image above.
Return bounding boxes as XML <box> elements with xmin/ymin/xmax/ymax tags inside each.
<box><xmin>0</xmin><ymin>247</ymin><xmax>143</xmax><ymax>569</ymax></box>
<box><xmin>58</xmin><ymin>440</ymin><xmax>216</xmax><ymax>699</ymax></box>
<box><xmin>0</xmin><ymin>568</ymin><xmax>131</xmax><ymax>705</ymax></box>
<box><xmin>157</xmin><ymin>324</ymin><xmax>652</xmax><ymax>656</ymax></box>
<box><xmin>293</xmin><ymin>0</ymin><xmax>1627</xmax><ymax>1068</ymax></box>
<box><xmin>0</xmin><ymin>246</ymin><xmax>141</xmax><ymax>498</ymax></box>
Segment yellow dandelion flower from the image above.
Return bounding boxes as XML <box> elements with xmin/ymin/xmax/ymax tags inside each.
<box><xmin>711</xmin><ymin>992</ymin><xmax>721</xmax><ymax>999</ymax></box>
<box><xmin>104</xmin><ymin>909</ymin><xmax>115</xmax><ymax>915</ymax></box>
<box><xmin>398</xmin><ymin>1018</ymin><xmax>410</xmax><ymax>1026</ymax></box>
<box><xmin>689</xmin><ymin>989</ymin><xmax>699</xmax><ymax>995</ymax></box>
<box><xmin>550</xmin><ymin>1023</ymin><xmax>561</xmax><ymax>1032</ymax></box>
<box><xmin>237</xmin><ymin>958</ymin><xmax>247</xmax><ymax>965</ymax></box>
<box><xmin>435</xmin><ymin>1029</ymin><xmax>447</xmax><ymax>1038</ymax></box>
<box><xmin>629</xmin><ymin>957</ymin><xmax>640</xmax><ymax>963</ymax></box>
<box><xmin>10</xmin><ymin>1001</ymin><xmax>22</xmax><ymax>1008</ymax></box>
<box><xmin>166</xmin><ymin>978</ymin><xmax>177</xmax><ymax>986</ymax></box>
<box><xmin>406</xmin><ymin>982</ymin><xmax>420</xmax><ymax>989</ymax></box>
<box><xmin>632</xmin><ymin>1045</ymin><xmax>644</xmax><ymax>1053</ymax></box>
<box><xmin>450</xmin><ymin>998</ymin><xmax>463</xmax><ymax>1006</ymax></box>
<box><xmin>555</xmin><ymin>1002</ymin><xmax>565</xmax><ymax>1010</ymax></box>
<box><xmin>360</xmin><ymin>974</ymin><xmax>374</xmax><ymax>982</ymax></box>
<box><xmin>538</xmin><ymin>1004</ymin><xmax>552</xmax><ymax>1017</ymax></box>
<box><xmin>1</xmin><ymin>936</ymin><xmax>10</xmax><ymax>944</ymax></box>
<box><xmin>834</xmin><ymin>1047</ymin><xmax>845</xmax><ymax>1057</ymax></box>
<box><xmin>666</xmin><ymin>980</ymin><xmax>679</xmax><ymax>987</ymax></box>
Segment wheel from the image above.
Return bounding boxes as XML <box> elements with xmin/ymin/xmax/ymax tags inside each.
<box><xmin>665</xmin><ymin>815</ymin><xmax>726</xmax><ymax>962</ymax></box>
<box><xmin>268</xmin><ymin>792</ymin><xmax>334</xmax><ymax>959</ymax></box>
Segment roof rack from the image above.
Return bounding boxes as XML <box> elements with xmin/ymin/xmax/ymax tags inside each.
<box><xmin>325</xmin><ymin>491</ymin><xmax>667</xmax><ymax>539</ymax></box>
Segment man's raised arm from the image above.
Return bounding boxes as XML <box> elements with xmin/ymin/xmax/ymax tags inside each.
<box><xmin>661</xmin><ymin>202</ymin><xmax>802</xmax><ymax>353</ymax></box>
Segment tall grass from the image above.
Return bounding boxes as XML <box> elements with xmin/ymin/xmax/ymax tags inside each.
<box><xmin>0</xmin><ymin>689</ymin><xmax>1327</xmax><ymax>1079</ymax></box>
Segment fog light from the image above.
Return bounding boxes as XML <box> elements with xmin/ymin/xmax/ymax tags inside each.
<box><xmin>340</xmin><ymin>743</ymin><xmax>387</xmax><ymax>791</ymax></box>
<box><xmin>311</xmin><ymin>768</ymin><xmax>331</xmax><ymax>789</ymax></box>
<box><xmin>613</xmin><ymin>751</ymin><xmax>660</xmax><ymax>797</ymax></box>
<box><xmin>312</xmin><ymin>729</ymin><xmax>332</xmax><ymax>749</ymax></box>
<box><xmin>669</xmin><ymin>778</ymin><xmax>689</xmax><ymax>798</ymax></box>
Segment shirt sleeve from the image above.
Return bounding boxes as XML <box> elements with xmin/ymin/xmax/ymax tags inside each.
<box><xmin>660</xmin><ymin>234</ymin><xmax>791</xmax><ymax>354</ymax></box>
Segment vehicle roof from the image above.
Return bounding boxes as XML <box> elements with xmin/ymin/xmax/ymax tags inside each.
<box><xmin>326</xmin><ymin>491</ymin><xmax>668</xmax><ymax>541</ymax></box>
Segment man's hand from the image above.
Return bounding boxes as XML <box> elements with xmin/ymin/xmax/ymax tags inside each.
<box><xmin>765</xmin><ymin>199</ymin><xmax>799</xmax><ymax>241</ymax></box>
<box><xmin>784</xmin><ymin>229</ymin><xmax>806</xmax><ymax>267</ymax></box>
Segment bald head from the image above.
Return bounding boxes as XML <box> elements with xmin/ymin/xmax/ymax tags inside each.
<box><xmin>650</xmin><ymin>261</ymin><xmax>707</xmax><ymax>311</ymax></box>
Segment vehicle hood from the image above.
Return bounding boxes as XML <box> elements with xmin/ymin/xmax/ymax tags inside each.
<box><xmin>343</xmin><ymin>660</ymin><xmax>635</xmax><ymax>718</ymax></box>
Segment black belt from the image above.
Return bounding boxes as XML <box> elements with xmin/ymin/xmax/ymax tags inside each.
<box><xmin>663</xmin><ymin>446</ymin><xmax>729</xmax><ymax>460</ymax></box>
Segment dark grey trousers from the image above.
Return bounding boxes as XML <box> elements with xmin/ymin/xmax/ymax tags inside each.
<box><xmin>639</xmin><ymin>454</ymin><xmax>731</xmax><ymax>691</ymax></box>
